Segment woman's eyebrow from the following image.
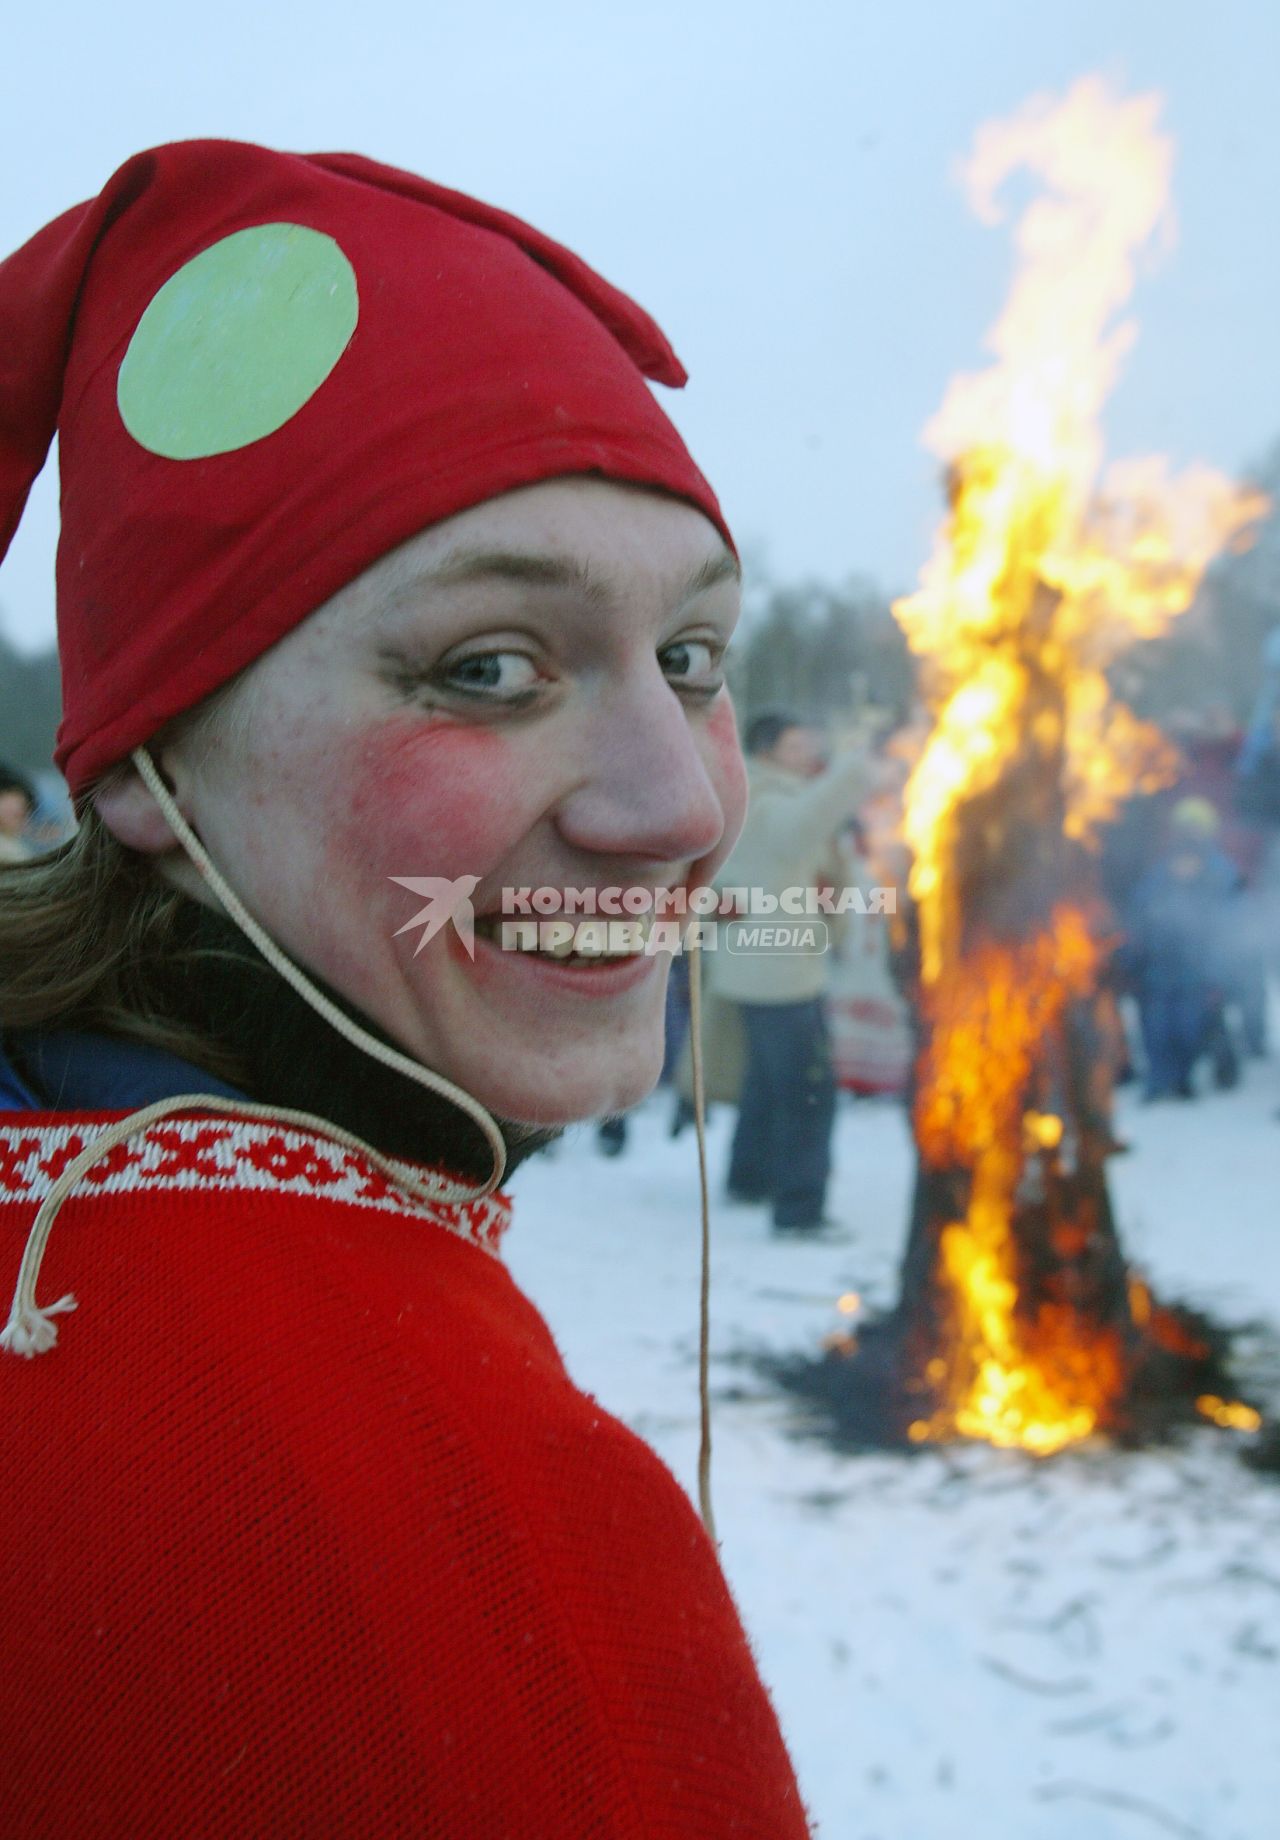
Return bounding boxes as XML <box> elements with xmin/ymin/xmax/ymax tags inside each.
<box><xmin>681</xmin><ymin>549</ymin><xmax>741</xmax><ymax>601</ymax></box>
<box><xmin>380</xmin><ymin>543</ymin><xmax>740</xmax><ymax>620</ymax></box>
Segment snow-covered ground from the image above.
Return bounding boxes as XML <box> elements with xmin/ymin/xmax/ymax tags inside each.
<box><xmin>505</xmin><ymin>1056</ymin><xmax>1280</xmax><ymax>1840</ymax></box>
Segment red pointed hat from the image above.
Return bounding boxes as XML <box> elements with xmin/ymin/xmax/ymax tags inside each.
<box><xmin>0</xmin><ymin>140</ymin><xmax>730</xmax><ymax>795</ymax></box>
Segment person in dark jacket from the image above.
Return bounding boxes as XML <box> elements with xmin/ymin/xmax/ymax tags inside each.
<box><xmin>1235</xmin><ymin>627</ymin><xmax>1280</xmax><ymax>827</ymax></box>
<box><xmin>1126</xmin><ymin>798</ymin><xmax>1242</xmax><ymax>1099</ymax></box>
<box><xmin>1230</xmin><ymin>628</ymin><xmax>1280</xmax><ymax>1056</ymax></box>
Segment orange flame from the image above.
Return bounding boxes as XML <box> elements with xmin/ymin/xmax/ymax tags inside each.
<box><xmin>1196</xmin><ymin>1396</ymin><xmax>1262</xmax><ymax>1434</ymax></box>
<box><xmin>894</xmin><ymin>78</ymin><xmax>1265</xmax><ymax>1453</ymax></box>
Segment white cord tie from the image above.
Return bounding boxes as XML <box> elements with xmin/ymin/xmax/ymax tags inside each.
<box><xmin>0</xmin><ymin>1091</ymin><xmax>492</xmax><ymax>1359</ymax></box>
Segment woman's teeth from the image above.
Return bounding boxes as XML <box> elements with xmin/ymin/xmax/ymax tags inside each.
<box><xmin>473</xmin><ymin>913</ymin><xmax>653</xmax><ymax>965</ymax></box>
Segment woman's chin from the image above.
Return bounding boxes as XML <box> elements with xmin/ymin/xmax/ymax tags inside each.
<box><xmin>463</xmin><ymin>1044</ymin><xmax>665</xmax><ymax>1128</ymax></box>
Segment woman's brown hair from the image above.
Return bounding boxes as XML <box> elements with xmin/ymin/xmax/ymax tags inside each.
<box><xmin>0</xmin><ymin>802</ymin><xmax>240</xmax><ymax>1079</ymax></box>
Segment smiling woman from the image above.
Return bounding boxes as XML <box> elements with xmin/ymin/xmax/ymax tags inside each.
<box><xmin>0</xmin><ymin>142</ymin><xmax>809</xmax><ymax>1837</ymax></box>
<box><xmin>96</xmin><ymin>479</ymin><xmax>744</xmax><ymax>1129</ymax></box>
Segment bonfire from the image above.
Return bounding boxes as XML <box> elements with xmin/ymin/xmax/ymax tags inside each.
<box><xmin>781</xmin><ymin>77</ymin><xmax>1266</xmax><ymax>1455</ymax></box>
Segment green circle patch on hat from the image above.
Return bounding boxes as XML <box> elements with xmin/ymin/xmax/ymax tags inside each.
<box><xmin>117</xmin><ymin>222</ymin><xmax>359</xmax><ymax>460</ymax></box>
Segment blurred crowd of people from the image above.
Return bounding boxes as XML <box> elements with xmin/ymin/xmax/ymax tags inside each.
<box><xmin>1103</xmin><ymin>629</ymin><xmax>1280</xmax><ymax>1102</ymax></box>
<box><xmin>1113</xmin><ymin>795</ymin><xmax>1262</xmax><ymax>1100</ymax></box>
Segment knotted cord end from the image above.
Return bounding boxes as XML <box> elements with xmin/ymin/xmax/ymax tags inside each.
<box><xmin>0</xmin><ymin>1293</ymin><xmax>77</xmax><ymax>1359</ymax></box>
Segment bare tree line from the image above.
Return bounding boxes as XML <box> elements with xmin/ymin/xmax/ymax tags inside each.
<box><xmin>0</xmin><ymin>628</ymin><xmax>60</xmax><ymax>778</ymax></box>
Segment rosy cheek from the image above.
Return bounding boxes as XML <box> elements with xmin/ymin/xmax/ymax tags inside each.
<box><xmin>329</xmin><ymin>717</ymin><xmax>529</xmax><ymax>883</ymax></box>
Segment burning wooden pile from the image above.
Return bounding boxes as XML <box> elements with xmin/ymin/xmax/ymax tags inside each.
<box><xmin>777</xmin><ymin>78</ymin><xmax>1266</xmax><ymax>1457</ymax></box>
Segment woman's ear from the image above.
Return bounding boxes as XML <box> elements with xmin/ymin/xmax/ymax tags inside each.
<box><xmin>91</xmin><ymin>751</ymin><xmax>187</xmax><ymax>855</ymax></box>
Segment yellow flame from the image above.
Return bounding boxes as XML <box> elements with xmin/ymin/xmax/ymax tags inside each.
<box><xmin>1023</xmin><ymin>1111</ymin><xmax>1064</xmax><ymax>1151</ymax></box>
<box><xmin>916</xmin><ymin>910</ymin><xmax>1097</xmax><ymax>1168</ymax></box>
<box><xmin>894</xmin><ymin>78</ymin><xmax>1264</xmax><ymax>1455</ymax></box>
<box><xmin>1128</xmin><ymin>1274</ymin><xmax>1153</xmax><ymax>1328</ymax></box>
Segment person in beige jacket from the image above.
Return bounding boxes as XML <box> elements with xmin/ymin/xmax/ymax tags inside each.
<box><xmin>714</xmin><ymin>712</ymin><xmax>874</xmax><ymax>1234</ymax></box>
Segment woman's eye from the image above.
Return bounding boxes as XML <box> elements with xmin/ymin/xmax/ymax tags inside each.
<box><xmin>438</xmin><ymin>650</ymin><xmax>540</xmax><ymax>700</ymax></box>
<box><xmin>660</xmin><ymin>638</ymin><xmax>724</xmax><ymax>694</ymax></box>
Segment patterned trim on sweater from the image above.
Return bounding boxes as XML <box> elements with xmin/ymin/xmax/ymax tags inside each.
<box><xmin>0</xmin><ymin>1116</ymin><xmax>511</xmax><ymax>1257</ymax></box>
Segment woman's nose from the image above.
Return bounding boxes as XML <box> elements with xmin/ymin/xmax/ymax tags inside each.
<box><xmin>555</xmin><ymin>671</ymin><xmax>729</xmax><ymax>867</ymax></box>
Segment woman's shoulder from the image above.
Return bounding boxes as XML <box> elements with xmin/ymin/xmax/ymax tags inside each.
<box><xmin>0</xmin><ymin>1027</ymin><xmax>244</xmax><ymax>1115</ymax></box>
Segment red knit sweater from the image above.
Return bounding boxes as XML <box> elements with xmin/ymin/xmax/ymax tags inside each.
<box><xmin>0</xmin><ymin>1109</ymin><xmax>810</xmax><ymax>1838</ymax></box>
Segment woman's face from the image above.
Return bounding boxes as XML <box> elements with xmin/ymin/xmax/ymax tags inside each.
<box><xmin>152</xmin><ymin>478</ymin><xmax>747</xmax><ymax>1124</ymax></box>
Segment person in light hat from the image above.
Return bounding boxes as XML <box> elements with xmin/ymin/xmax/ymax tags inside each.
<box><xmin>0</xmin><ymin>142</ymin><xmax>810</xmax><ymax>1836</ymax></box>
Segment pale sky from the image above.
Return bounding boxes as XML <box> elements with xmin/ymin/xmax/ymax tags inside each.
<box><xmin>2</xmin><ymin>0</ymin><xmax>1277</xmax><ymax>652</ymax></box>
